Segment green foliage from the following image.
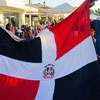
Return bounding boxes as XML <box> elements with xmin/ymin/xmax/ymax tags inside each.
<box><xmin>95</xmin><ymin>8</ymin><xmax>100</xmax><ymax>15</ymax></box>
<box><xmin>90</xmin><ymin>9</ymin><xmax>94</xmax><ymax>14</ymax></box>
<box><xmin>38</xmin><ymin>17</ymin><xmax>42</xmax><ymax>24</ymax></box>
<box><xmin>74</xmin><ymin>6</ymin><xmax>78</xmax><ymax>10</ymax></box>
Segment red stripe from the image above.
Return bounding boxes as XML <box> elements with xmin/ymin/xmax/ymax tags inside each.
<box><xmin>49</xmin><ymin>0</ymin><xmax>91</xmax><ymax>60</ymax></box>
<box><xmin>0</xmin><ymin>74</ymin><xmax>40</xmax><ymax>100</ymax></box>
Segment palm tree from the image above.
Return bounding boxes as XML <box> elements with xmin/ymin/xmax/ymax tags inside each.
<box><xmin>95</xmin><ymin>8</ymin><xmax>100</xmax><ymax>15</ymax></box>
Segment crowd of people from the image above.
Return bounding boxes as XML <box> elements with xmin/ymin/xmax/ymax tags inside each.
<box><xmin>0</xmin><ymin>18</ymin><xmax>99</xmax><ymax>50</ymax></box>
<box><xmin>4</xmin><ymin>19</ymin><xmax>59</xmax><ymax>39</ymax></box>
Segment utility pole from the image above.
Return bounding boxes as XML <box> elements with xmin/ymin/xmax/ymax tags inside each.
<box><xmin>29</xmin><ymin>0</ymin><xmax>32</xmax><ymax>5</ymax></box>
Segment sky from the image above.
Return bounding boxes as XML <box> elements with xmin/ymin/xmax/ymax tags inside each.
<box><xmin>25</xmin><ymin>0</ymin><xmax>100</xmax><ymax>10</ymax></box>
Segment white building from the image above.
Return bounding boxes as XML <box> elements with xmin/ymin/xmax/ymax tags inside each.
<box><xmin>0</xmin><ymin>0</ymin><xmax>38</xmax><ymax>27</ymax></box>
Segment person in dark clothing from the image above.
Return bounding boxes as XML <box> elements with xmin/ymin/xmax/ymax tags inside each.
<box><xmin>6</xmin><ymin>23</ymin><xmax>11</xmax><ymax>31</ymax></box>
<box><xmin>91</xmin><ymin>20</ymin><xmax>100</xmax><ymax>64</ymax></box>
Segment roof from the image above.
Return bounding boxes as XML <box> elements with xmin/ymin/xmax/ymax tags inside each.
<box><xmin>47</xmin><ymin>2</ymin><xmax>74</xmax><ymax>14</ymax></box>
<box><xmin>0</xmin><ymin>0</ymin><xmax>38</xmax><ymax>12</ymax></box>
<box><xmin>32</xmin><ymin>3</ymin><xmax>52</xmax><ymax>9</ymax></box>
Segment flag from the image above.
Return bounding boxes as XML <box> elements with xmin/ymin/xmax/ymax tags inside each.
<box><xmin>0</xmin><ymin>0</ymin><xmax>100</xmax><ymax>100</ymax></box>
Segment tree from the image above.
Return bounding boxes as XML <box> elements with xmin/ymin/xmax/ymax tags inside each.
<box><xmin>74</xmin><ymin>6</ymin><xmax>78</xmax><ymax>10</ymax></box>
<box><xmin>95</xmin><ymin>8</ymin><xmax>100</xmax><ymax>15</ymax></box>
<box><xmin>90</xmin><ymin>9</ymin><xmax>94</xmax><ymax>14</ymax></box>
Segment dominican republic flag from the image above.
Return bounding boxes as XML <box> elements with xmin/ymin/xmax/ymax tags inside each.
<box><xmin>0</xmin><ymin>0</ymin><xmax>100</xmax><ymax>100</ymax></box>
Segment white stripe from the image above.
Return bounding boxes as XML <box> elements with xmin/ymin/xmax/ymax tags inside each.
<box><xmin>55</xmin><ymin>36</ymin><xmax>97</xmax><ymax>79</ymax></box>
<box><xmin>35</xmin><ymin>29</ymin><xmax>56</xmax><ymax>100</ymax></box>
<box><xmin>38</xmin><ymin>29</ymin><xmax>56</xmax><ymax>63</ymax></box>
<box><xmin>35</xmin><ymin>80</ymin><xmax>55</xmax><ymax>100</ymax></box>
<box><xmin>0</xmin><ymin>55</ymin><xmax>43</xmax><ymax>80</ymax></box>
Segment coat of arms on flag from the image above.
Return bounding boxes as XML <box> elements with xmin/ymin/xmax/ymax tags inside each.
<box><xmin>43</xmin><ymin>64</ymin><xmax>55</xmax><ymax>79</ymax></box>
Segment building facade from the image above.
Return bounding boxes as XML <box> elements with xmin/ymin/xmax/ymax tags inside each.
<box><xmin>0</xmin><ymin>0</ymin><xmax>38</xmax><ymax>27</ymax></box>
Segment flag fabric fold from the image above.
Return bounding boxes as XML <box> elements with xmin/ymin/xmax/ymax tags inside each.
<box><xmin>0</xmin><ymin>0</ymin><xmax>100</xmax><ymax>100</ymax></box>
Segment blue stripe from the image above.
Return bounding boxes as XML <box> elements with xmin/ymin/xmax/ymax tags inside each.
<box><xmin>53</xmin><ymin>61</ymin><xmax>100</xmax><ymax>100</ymax></box>
<box><xmin>0</xmin><ymin>27</ymin><xmax>42</xmax><ymax>63</ymax></box>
